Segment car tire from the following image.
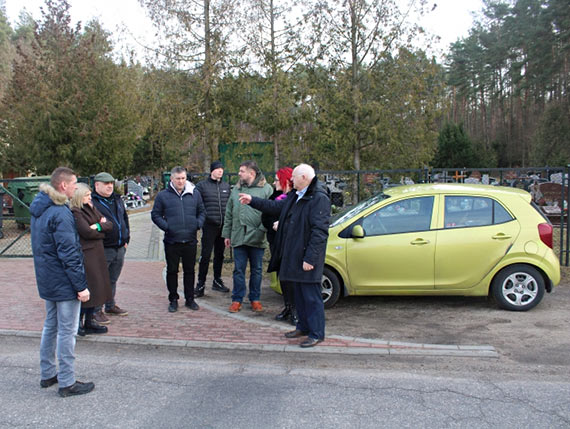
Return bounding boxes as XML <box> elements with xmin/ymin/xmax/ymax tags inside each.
<box><xmin>491</xmin><ymin>264</ymin><xmax>545</xmax><ymax>311</ymax></box>
<box><xmin>322</xmin><ymin>268</ymin><xmax>341</xmax><ymax>309</ymax></box>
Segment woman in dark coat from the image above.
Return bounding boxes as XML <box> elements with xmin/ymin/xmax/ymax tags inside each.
<box><xmin>71</xmin><ymin>183</ymin><xmax>113</xmax><ymax>336</ymax></box>
<box><xmin>262</xmin><ymin>167</ymin><xmax>297</xmax><ymax>325</ymax></box>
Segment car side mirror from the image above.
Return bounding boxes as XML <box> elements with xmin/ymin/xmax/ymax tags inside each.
<box><xmin>351</xmin><ymin>224</ymin><xmax>365</xmax><ymax>238</ymax></box>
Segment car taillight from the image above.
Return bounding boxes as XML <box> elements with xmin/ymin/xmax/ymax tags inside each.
<box><xmin>538</xmin><ymin>223</ymin><xmax>553</xmax><ymax>249</ymax></box>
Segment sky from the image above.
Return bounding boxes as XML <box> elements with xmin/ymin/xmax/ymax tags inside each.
<box><xmin>5</xmin><ymin>0</ymin><xmax>484</xmax><ymax>60</ymax></box>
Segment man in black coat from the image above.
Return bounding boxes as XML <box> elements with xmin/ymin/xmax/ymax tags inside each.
<box><xmin>152</xmin><ymin>166</ymin><xmax>206</xmax><ymax>313</ymax></box>
<box><xmin>195</xmin><ymin>161</ymin><xmax>231</xmax><ymax>296</ymax></box>
<box><xmin>238</xmin><ymin>163</ymin><xmax>330</xmax><ymax>347</ymax></box>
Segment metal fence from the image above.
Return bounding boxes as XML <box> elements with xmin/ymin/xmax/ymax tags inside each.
<box><xmin>2</xmin><ymin>166</ymin><xmax>569</xmax><ymax>265</ymax></box>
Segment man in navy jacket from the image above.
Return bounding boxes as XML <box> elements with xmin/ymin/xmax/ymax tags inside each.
<box><xmin>238</xmin><ymin>163</ymin><xmax>330</xmax><ymax>347</ymax></box>
<box><xmin>152</xmin><ymin>166</ymin><xmax>206</xmax><ymax>312</ymax></box>
<box><xmin>30</xmin><ymin>167</ymin><xmax>94</xmax><ymax>397</ymax></box>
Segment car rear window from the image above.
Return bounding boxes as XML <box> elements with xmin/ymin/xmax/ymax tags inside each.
<box><xmin>444</xmin><ymin>196</ymin><xmax>513</xmax><ymax>228</ymax></box>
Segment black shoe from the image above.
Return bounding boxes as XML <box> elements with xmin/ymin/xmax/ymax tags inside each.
<box><xmin>289</xmin><ymin>311</ymin><xmax>299</xmax><ymax>326</ymax></box>
<box><xmin>77</xmin><ymin>324</ymin><xmax>86</xmax><ymax>337</ymax></box>
<box><xmin>300</xmin><ymin>337</ymin><xmax>323</xmax><ymax>348</ymax></box>
<box><xmin>212</xmin><ymin>278</ymin><xmax>230</xmax><ymax>293</ymax></box>
<box><xmin>40</xmin><ymin>375</ymin><xmax>58</xmax><ymax>388</ymax></box>
<box><xmin>84</xmin><ymin>315</ymin><xmax>108</xmax><ymax>335</ymax></box>
<box><xmin>168</xmin><ymin>301</ymin><xmax>178</xmax><ymax>313</ymax></box>
<box><xmin>58</xmin><ymin>381</ymin><xmax>95</xmax><ymax>397</ymax></box>
<box><xmin>195</xmin><ymin>282</ymin><xmax>205</xmax><ymax>298</ymax></box>
<box><xmin>284</xmin><ymin>329</ymin><xmax>308</xmax><ymax>339</ymax></box>
<box><xmin>275</xmin><ymin>306</ymin><xmax>291</xmax><ymax>322</ymax></box>
<box><xmin>185</xmin><ymin>301</ymin><xmax>199</xmax><ymax>310</ymax></box>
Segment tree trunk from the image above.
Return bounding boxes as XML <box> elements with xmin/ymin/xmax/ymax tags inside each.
<box><xmin>203</xmin><ymin>0</ymin><xmax>213</xmax><ymax>171</ymax></box>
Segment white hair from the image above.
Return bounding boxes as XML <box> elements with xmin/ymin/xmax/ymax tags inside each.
<box><xmin>294</xmin><ymin>163</ymin><xmax>315</xmax><ymax>180</ymax></box>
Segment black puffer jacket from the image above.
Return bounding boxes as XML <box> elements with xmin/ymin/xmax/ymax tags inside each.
<box><xmin>195</xmin><ymin>177</ymin><xmax>230</xmax><ymax>227</ymax></box>
<box><xmin>151</xmin><ymin>181</ymin><xmax>206</xmax><ymax>245</ymax></box>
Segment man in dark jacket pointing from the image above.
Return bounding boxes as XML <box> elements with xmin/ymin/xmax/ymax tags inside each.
<box><xmin>152</xmin><ymin>166</ymin><xmax>206</xmax><ymax>313</ymax></box>
<box><xmin>238</xmin><ymin>163</ymin><xmax>330</xmax><ymax>347</ymax></box>
<box><xmin>30</xmin><ymin>167</ymin><xmax>94</xmax><ymax>397</ymax></box>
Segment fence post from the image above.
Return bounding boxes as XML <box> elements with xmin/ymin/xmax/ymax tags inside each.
<box><xmin>0</xmin><ymin>186</ymin><xmax>4</xmax><ymax>239</ymax></box>
<box><xmin>357</xmin><ymin>172</ymin><xmax>361</xmax><ymax>203</ymax></box>
<box><xmin>560</xmin><ymin>164</ymin><xmax>570</xmax><ymax>266</ymax></box>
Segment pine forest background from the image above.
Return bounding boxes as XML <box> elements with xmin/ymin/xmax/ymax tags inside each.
<box><xmin>0</xmin><ymin>0</ymin><xmax>568</xmax><ymax>179</ymax></box>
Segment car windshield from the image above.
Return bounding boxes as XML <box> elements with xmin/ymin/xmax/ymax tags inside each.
<box><xmin>330</xmin><ymin>193</ymin><xmax>390</xmax><ymax>227</ymax></box>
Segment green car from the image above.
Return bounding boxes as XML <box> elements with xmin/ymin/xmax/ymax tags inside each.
<box><xmin>271</xmin><ymin>183</ymin><xmax>561</xmax><ymax>311</ymax></box>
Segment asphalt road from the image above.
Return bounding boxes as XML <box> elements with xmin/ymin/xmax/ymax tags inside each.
<box><xmin>2</xmin><ymin>336</ymin><xmax>569</xmax><ymax>428</ymax></box>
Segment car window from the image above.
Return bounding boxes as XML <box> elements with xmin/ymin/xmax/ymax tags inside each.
<box><xmin>361</xmin><ymin>196</ymin><xmax>434</xmax><ymax>236</ymax></box>
<box><xmin>494</xmin><ymin>202</ymin><xmax>513</xmax><ymax>224</ymax></box>
<box><xmin>444</xmin><ymin>196</ymin><xmax>513</xmax><ymax>228</ymax></box>
<box><xmin>330</xmin><ymin>192</ymin><xmax>390</xmax><ymax>227</ymax></box>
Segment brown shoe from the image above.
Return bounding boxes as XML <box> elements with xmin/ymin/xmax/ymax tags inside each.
<box><xmin>93</xmin><ymin>311</ymin><xmax>110</xmax><ymax>325</ymax></box>
<box><xmin>251</xmin><ymin>301</ymin><xmax>263</xmax><ymax>312</ymax></box>
<box><xmin>284</xmin><ymin>329</ymin><xmax>308</xmax><ymax>338</ymax></box>
<box><xmin>229</xmin><ymin>302</ymin><xmax>242</xmax><ymax>313</ymax></box>
<box><xmin>106</xmin><ymin>305</ymin><xmax>128</xmax><ymax>316</ymax></box>
<box><xmin>300</xmin><ymin>337</ymin><xmax>323</xmax><ymax>348</ymax></box>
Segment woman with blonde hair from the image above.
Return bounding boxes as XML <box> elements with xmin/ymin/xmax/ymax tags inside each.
<box><xmin>70</xmin><ymin>183</ymin><xmax>113</xmax><ymax>335</ymax></box>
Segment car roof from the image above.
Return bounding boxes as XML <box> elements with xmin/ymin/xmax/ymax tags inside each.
<box><xmin>383</xmin><ymin>183</ymin><xmax>531</xmax><ymax>201</ymax></box>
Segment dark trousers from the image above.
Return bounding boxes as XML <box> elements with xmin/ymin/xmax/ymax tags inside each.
<box><xmin>294</xmin><ymin>282</ymin><xmax>325</xmax><ymax>341</ymax></box>
<box><xmin>198</xmin><ymin>223</ymin><xmax>225</xmax><ymax>283</ymax></box>
<box><xmin>280</xmin><ymin>280</ymin><xmax>296</xmax><ymax>308</ymax></box>
<box><xmin>79</xmin><ymin>307</ymin><xmax>94</xmax><ymax>323</ymax></box>
<box><xmin>165</xmin><ymin>242</ymin><xmax>197</xmax><ymax>303</ymax></box>
<box><xmin>95</xmin><ymin>246</ymin><xmax>126</xmax><ymax>313</ymax></box>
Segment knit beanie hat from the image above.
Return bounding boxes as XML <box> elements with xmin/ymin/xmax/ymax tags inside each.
<box><xmin>210</xmin><ymin>161</ymin><xmax>224</xmax><ymax>172</ymax></box>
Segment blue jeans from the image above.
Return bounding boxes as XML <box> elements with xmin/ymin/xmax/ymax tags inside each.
<box><xmin>231</xmin><ymin>245</ymin><xmax>264</xmax><ymax>303</ymax></box>
<box><xmin>40</xmin><ymin>299</ymin><xmax>81</xmax><ymax>388</ymax></box>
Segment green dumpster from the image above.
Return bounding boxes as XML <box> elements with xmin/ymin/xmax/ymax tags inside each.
<box><xmin>7</xmin><ymin>176</ymin><xmax>51</xmax><ymax>227</ymax></box>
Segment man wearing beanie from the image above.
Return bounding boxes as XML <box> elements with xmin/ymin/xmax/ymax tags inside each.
<box><xmin>195</xmin><ymin>161</ymin><xmax>231</xmax><ymax>296</ymax></box>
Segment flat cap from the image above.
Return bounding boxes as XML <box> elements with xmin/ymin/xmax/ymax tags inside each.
<box><xmin>94</xmin><ymin>172</ymin><xmax>115</xmax><ymax>183</ymax></box>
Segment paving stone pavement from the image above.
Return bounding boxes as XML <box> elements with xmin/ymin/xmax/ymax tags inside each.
<box><xmin>0</xmin><ymin>211</ymin><xmax>498</xmax><ymax>358</ymax></box>
<box><xmin>125</xmin><ymin>211</ymin><xmax>164</xmax><ymax>261</ymax></box>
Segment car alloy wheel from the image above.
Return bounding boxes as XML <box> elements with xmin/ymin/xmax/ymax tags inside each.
<box><xmin>491</xmin><ymin>264</ymin><xmax>545</xmax><ymax>311</ymax></box>
<box><xmin>321</xmin><ymin>268</ymin><xmax>341</xmax><ymax>309</ymax></box>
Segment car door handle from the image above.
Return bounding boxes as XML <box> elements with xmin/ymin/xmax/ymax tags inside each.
<box><xmin>492</xmin><ymin>233</ymin><xmax>512</xmax><ymax>240</ymax></box>
<box><xmin>410</xmin><ymin>238</ymin><xmax>430</xmax><ymax>245</ymax></box>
